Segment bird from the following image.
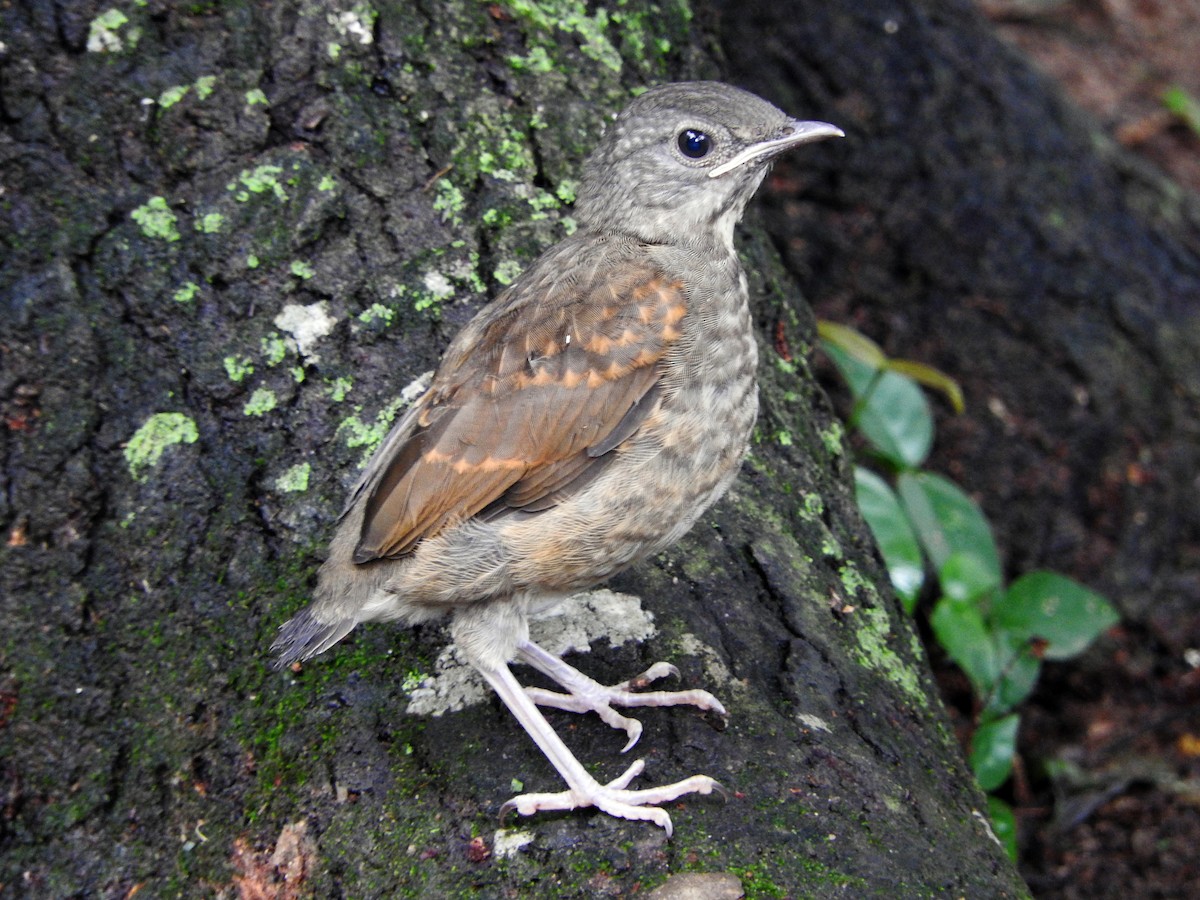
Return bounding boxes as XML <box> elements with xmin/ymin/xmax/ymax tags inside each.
<box><xmin>272</xmin><ymin>81</ymin><xmax>842</xmax><ymax>835</ymax></box>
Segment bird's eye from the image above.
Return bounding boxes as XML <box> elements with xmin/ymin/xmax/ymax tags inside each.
<box><xmin>677</xmin><ymin>128</ymin><xmax>712</xmax><ymax>159</ymax></box>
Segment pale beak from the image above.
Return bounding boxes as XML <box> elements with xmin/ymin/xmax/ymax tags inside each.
<box><xmin>708</xmin><ymin>119</ymin><xmax>845</xmax><ymax>178</ymax></box>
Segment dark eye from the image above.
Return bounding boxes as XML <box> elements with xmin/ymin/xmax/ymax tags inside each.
<box><xmin>677</xmin><ymin>128</ymin><xmax>712</xmax><ymax>159</ymax></box>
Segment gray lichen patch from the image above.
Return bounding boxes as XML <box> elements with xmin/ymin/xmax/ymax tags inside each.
<box><xmin>273</xmin><ymin>301</ymin><xmax>338</xmax><ymax>363</ymax></box>
<box><xmin>406</xmin><ymin>589</ymin><xmax>665</xmax><ymax>716</ymax></box>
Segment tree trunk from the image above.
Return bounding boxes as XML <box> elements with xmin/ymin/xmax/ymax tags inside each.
<box><xmin>0</xmin><ymin>1</ymin><xmax>1031</xmax><ymax>896</ymax></box>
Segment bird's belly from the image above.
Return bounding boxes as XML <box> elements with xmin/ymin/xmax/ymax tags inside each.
<box><xmin>502</xmin><ymin>368</ymin><xmax>758</xmax><ymax>591</ymax></box>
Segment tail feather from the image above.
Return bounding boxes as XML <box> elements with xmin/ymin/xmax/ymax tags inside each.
<box><xmin>271</xmin><ymin>606</ymin><xmax>357</xmax><ymax>668</ymax></box>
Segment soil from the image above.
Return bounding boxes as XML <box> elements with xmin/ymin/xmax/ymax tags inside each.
<box><xmin>948</xmin><ymin>4</ymin><xmax>1200</xmax><ymax>897</ymax></box>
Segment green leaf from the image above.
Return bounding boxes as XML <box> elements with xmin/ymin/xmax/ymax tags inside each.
<box><xmin>854</xmin><ymin>467</ymin><xmax>925</xmax><ymax>612</ymax></box>
<box><xmin>821</xmin><ymin>338</ymin><xmax>880</xmax><ymax>398</ymax></box>
<box><xmin>986</xmin><ymin>796</ymin><xmax>1019</xmax><ymax>861</ymax></box>
<box><xmin>939</xmin><ymin>551</ymin><xmax>1000</xmax><ymax>605</ymax></box>
<box><xmin>993</xmin><ymin>571</ymin><xmax>1119</xmax><ymax>660</ymax></box>
<box><xmin>823</xmin><ymin>342</ymin><xmax>933</xmax><ymax>468</ymax></box>
<box><xmin>885</xmin><ymin>358</ymin><xmax>965</xmax><ymax>414</ymax></box>
<box><xmin>970</xmin><ymin>713</ymin><xmax>1019</xmax><ymax>791</ymax></box>
<box><xmin>986</xmin><ymin>637</ymin><xmax>1042</xmax><ymax>717</ymax></box>
<box><xmin>931</xmin><ymin>596</ymin><xmax>998</xmax><ymax>698</ymax></box>
<box><xmin>817</xmin><ymin>320</ymin><xmax>887</xmax><ymax>369</ymax></box>
<box><xmin>857</xmin><ymin>370</ymin><xmax>934</xmax><ymax>469</ymax></box>
<box><xmin>898</xmin><ymin>472</ymin><xmax>1002</xmax><ymax>590</ymax></box>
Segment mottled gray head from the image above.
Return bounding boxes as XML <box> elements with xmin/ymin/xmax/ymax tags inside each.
<box><xmin>576</xmin><ymin>81</ymin><xmax>842</xmax><ymax>246</ymax></box>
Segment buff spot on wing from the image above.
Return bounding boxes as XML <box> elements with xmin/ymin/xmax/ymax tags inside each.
<box><xmin>662</xmin><ymin>292</ymin><xmax>687</xmax><ymax>325</ymax></box>
<box><xmin>522</xmin><ymin>367</ymin><xmax>560</xmax><ymax>388</ymax></box>
<box><xmin>424</xmin><ymin>447</ymin><xmax>526</xmax><ymax>474</ymax></box>
<box><xmin>584</xmin><ymin>333</ymin><xmax>615</xmax><ymax>355</ymax></box>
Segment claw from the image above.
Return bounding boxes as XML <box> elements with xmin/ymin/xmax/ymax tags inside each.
<box><xmin>498</xmin><ymin>763</ymin><xmax>721</xmax><ymax>838</ymax></box>
<box><xmin>480</xmin><ymin>645</ymin><xmax>725</xmax><ymax>835</ymax></box>
<box><xmin>482</xmin><ymin>661</ymin><xmax>722</xmax><ymax>836</ymax></box>
<box><xmin>516</xmin><ymin>642</ymin><xmax>728</xmax><ymax>751</ymax></box>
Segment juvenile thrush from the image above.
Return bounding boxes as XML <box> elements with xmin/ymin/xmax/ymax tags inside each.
<box><xmin>273</xmin><ymin>81</ymin><xmax>842</xmax><ymax>835</ymax></box>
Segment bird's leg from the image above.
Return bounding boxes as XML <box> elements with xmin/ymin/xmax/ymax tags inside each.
<box><xmin>477</xmin><ymin>659</ymin><xmax>721</xmax><ymax>836</ymax></box>
<box><xmin>515</xmin><ymin>638</ymin><xmax>727</xmax><ymax>752</ymax></box>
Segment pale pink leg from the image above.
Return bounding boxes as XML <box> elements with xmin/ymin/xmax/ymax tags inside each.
<box><xmin>515</xmin><ymin>638</ymin><xmax>727</xmax><ymax>752</ymax></box>
<box><xmin>477</xmin><ymin>660</ymin><xmax>722</xmax><ymax>836</ymax></box>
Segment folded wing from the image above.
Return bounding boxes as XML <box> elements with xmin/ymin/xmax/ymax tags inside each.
<box><xmin>352</xmin><ymin>254</ymin><xmax>688</xmax><ymax>564</ymax></box>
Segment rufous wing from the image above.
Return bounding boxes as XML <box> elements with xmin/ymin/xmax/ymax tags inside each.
<box><xmin>352</xmin><ymin>260</ymin><xmax>687</xmax><ymax>563</ymax></box>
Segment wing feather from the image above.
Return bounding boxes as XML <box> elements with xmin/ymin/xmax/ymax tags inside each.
<box><xmin>352</xmin><ymin>240</ymin><xmax>687</xmax><ymax>562</ymax></box>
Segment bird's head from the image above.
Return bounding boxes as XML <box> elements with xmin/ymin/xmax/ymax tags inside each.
<box><xmin>576</xmin><ymin>81</ymin><xmax>843</xmax><ymax>247</ymax></box>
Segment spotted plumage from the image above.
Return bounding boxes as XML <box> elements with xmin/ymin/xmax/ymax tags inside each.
<box><xmin>272</xmin><ymin>81</ymin><xmax>842</xmax><ymax>835</ymax></box>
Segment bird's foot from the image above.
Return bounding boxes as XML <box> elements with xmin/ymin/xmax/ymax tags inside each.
<box><xmin>499</xmin><ymin>758</ymin><xmax>723</xmax><ymax>837</ymax></box>
<box><xmin>480</xmin><ymin>657</ymin><xmax>725</xmax><ymax>836</ymax></box>
<box><xmin>518</xmin><ymin>643</ymin><xmax>727</xmax><ymax>752</ymax></box>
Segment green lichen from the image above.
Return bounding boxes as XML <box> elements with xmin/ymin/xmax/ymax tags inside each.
<box><xmin>481</xmin><ymin>207</ymin><xmax>512</xmax><ymax>228</ymax></box>
<box><xmin>275</xmin><ymin>462</ymin><xmax>311</xmax><ymax>493</ymax></box>
<box><xmin>228</xmin><ymin>164</ymin><xmax>287</xmax><ymax>202</ymax></box>
<box><xmin>194</xmin><ymin>211</ymin><xmax>225</xmax><ymax>234</ymax></box>
<box><xmin>457</xmin><ymin>252</ymin><xmax>487</xmax><ymax>293</ymax></box>
<box><xmin>223</xmin><ymin>355</ymin><xmax>254</xmax><ymax>382</ymax></box>
<box><xmin>290</xmin><ymin>366</ymin><xmax>306</xmax><ymax>383</ymax></box>
<box><xmin>555</xmin><ymin>180</ymin><xmax>578</xmax><ymax>204</ymax></box>
<box><xmin>327</xmin><ymin>376</ymin><xmax>353</xmax><ymax>402</ymax></box>
<box><xmin>820</xmin><ymin>420</ymin><xmax>846</xmax><ymax>458</ymax></box>
<box><xmin>493</xmin><ymin>259</ymin><xmax>523</xmax><ymax>286</ymax></box>
<box><xmin>87</xmin><ymin>9</ymin><xmax>129</xmax><ymax>53</ymax></box>
<box><xmin>401</xmin><ymin>670</ymin><xmax>428</xmax><ymax>693</ymax></box>
<box><xmin>821</xmin><ymin>534</ymin><xmax>844</xmax><ymax>559</ymax></box>
<box><xmin>157</xmin><ymin>84</ymin><xmax>189</xmax><ymax>108</ymax></box>
<box><xmin>246</xmin><ymin>254</ymin><xmax>260</xmax><ymax>269</ymax></box>
<box><xmin>243</xmin><ymin>387</ymin><xmax>278</xmax><ymax>417</ymax></box>
<box><xmin>173</xmin><ymin>282</ymin><xmax>199</xmax><ymax>303</ymax></box>
<box><xmin>124</xmin><ymin>412</ymin><xmax>199</xmax><ymax>481</ymax></box>
<box><xmin>261</xmin><ymin>333</ymin><xmax>288</xmax><ymax>366</ymax></box>
<box><xmin>503</xmin><ymin>0</ymin><xmax>623</xmax><ymax>72</ymax></box>
<box><xmin>410</xmin><ymin>295</ymin><xmax>437</xmax><ymax>314</ymax></box>
<box><xmin>453</xmin><ymin>111</ymin><xmax>536</xmax><ymax>183</ymax></box>
<box><xmin>728</xmin><ymin>863</ymin><xmax>787</xmax><ymax>899</ymax></box>
<box><xmin>339</xmin><ymin>396</ymin><xmax>408</xmax><ymax>463</ymax></box>
<box><xmin>290</xmin><ymin>259</ymin><xmax>315</xmax><ymax>280</ymax></box>
<box><xmin>610</xmin><ymin>4</ymin><xmax>678</xmax><ymax>69</ymax></box>
<box><xmin>508</xmin><ymin>46</ymin><xmax>556</xmax><ymax>73</ymax></box>
<box><xmin>432</xmin><ymin>179</ymin><xmax>465</xmax><ymax>227</ymax></box>
<box><xmin>244</xmin><ymin>88</ymin><xmax>269</xmax><ymax>107</ymax></box>
<box><xmin>854</xmin><ymin>604</ymin><xmax>925</xmax><ymax>705</ymax></box>
<box><xmin>194</xmin><ymin>75</ymin><xmax>217</xmax><ymax>99</ymax></box>
<box><xmin>357</xmin><ymin>303</ymin><xmax>395</xmax><ymax>325</ymax></box>
<box><xmin>840</xmin><ymin>560</ymin><xmax>871</xmax><ymax>594</ymax></box>
<box><xmin>130</xmin><ymin>196</ymin><xmax>181</xmax><ymax>242</ymax></box>
<box><xmin>318</xmin><ymin>174</ymin><xmax>337</xmax><ymax>191</ymax></box>
<box><xmin>525</xmin><ymin>186</ymin><xmax>561</xmax><ymax>220</ymax></box>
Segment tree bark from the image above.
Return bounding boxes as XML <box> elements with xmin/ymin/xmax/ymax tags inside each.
<box><xmin>0</xmin><ymin>1</ymin><xmax>1032</xmax><ymax>896</ymax></box>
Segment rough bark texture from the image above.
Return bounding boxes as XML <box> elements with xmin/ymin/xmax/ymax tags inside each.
<box><xmin>1</xmin><ymin>2</ymin><xmax>1030</xmax><ymax>897</ymax></box>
